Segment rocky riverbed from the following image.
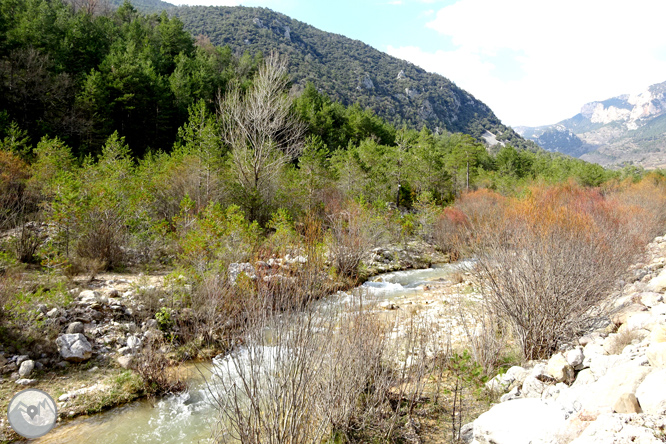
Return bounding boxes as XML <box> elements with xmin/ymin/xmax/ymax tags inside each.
<box><xmin>0</xmin><ymin>239</ymin><xmax>448</xmax><ymax>442</ymax></box>
<box><xmin>465</xmin><ymin>235</ymin><xmax>666</xmax><ymax>444</ymax></box>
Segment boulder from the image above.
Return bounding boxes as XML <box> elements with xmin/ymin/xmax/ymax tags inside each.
<box><xmin>611</xmin><ymin>303</ymin><xmax>648</xmax><ymax>326</ymax></box>
<box><xmin>647</xmin><ymin>269</ymin><xmax>666</xmax><ymax>292</ymax></box>
<box><xmin>625</xmin><ymin>312</ymin><xmax>663</xmax><ymax>331</ymax></box>
<box><xmin>472</xmin><ymin>399</ymin><xmax>567</xmax><ymax>444</ymax></box>
<box><xmin>56</xmin><ymin>333</ymin><xmax>93</xmax><ymax>362</ymax></box>
<box><xmin>547</xmin><ymin>353</ymin><xmax>575</xmax><ymax>383</ymax></box>
<box><xmin>569</xmin><ymin>413</ymin><xmax>663</xmax><ymax>444</ymax></box>
<box><xmin>638</xmin><ymin>292</ymin><xmax>663</xmax><ymax>307</ymax></box>
<box><xmin>117</xmin><ymin>355</ymin><xmax>133</xmax><ymax>369</ymax></box>
<box><xmin>635</xmin><ymin>369</ymin><xmax>666</xmax><ymax>414</ymax></box>
<box><xmin>650</xmin><ymin>324</ymin><xmax>666</xmax><ymax>343</ymax></box>
<box><xmin>566</xmin><ymin>347</ymin><xmax>585</xmax><ymax>369</ymax></box>
<box><xmin>646</xmin><ymin>342</ymin><xmax>666</xmax><ymax>368</ymax></box>
<box><xmin>66</xmin><ymin>321</ymin><xmax>85</xmax><ymax>334</ymax></box>
<box><xmin>126</xmin><ymin>335</ymin><xmax>142</xmax><ymax>352</ymax></box>
<box><xmin>572</xmin><ymin>369</ymin><xmax>597</xmax><ymax>388</ymax></box>
<box><xmin>18</xmin><ymin>360</ymin><xmax>34</xmax><ymax>377</ymax></box>
<box><xmin>612</xmin><ymin>393</ymin><xmax>642</xmax><ymax>413</ymax></box>
<box><xmin>578</xmin><ymin>364</ymin><xmax>652</xmax><ymax>413</ymax></box>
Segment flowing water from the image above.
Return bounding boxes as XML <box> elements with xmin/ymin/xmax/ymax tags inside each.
<box><xmin>34</xmin><ymin>264</ymin><xmax>459</xmax><ymax>444</ymax></box>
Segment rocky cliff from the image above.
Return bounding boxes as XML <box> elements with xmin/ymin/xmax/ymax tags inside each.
<box><xmin>515</xmin><ymin>81</ymin><xmax>666</xmax><ymax>168</ymax></box>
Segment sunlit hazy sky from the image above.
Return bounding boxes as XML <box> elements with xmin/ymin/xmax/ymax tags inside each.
<box><xmin>172</xmin><ymin>0</ymin><xmax>666</xmax><ymax>127</ymax></box>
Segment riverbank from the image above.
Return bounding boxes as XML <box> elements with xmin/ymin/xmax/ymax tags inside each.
<box><xmin>0</xmin><ymin>239</ymin><xmax>449</xmax><ymax>443</ymax></box>
<box><xmin>465</xmin><ymin>234</ymin><xmax>666</xmax><ymax>444</ymax></box>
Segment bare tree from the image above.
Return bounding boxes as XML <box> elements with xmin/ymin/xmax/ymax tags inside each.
<box><xmin>218</xmin><ymin>53</ymin><xmax>306</xmax><ymax>223</ymax></box>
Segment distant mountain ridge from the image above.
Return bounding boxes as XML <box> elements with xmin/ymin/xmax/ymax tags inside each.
<box><xmin>515</xmin><ymin>81</ymin><xmax>666</xmax><ymax>168</ymax></box>
<box><xmin>167</xmin><ymin>5</ymin><xmax>535</xmax><ymax>151</ymax></box>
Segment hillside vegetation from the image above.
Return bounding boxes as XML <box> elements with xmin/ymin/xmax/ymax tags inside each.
<box><xmin>171</xmin><ymin>5</ymin><xmax>536</xmax><ymax>151</ymax></box>
<box><xmin>3</xmin><ymin>2</ymin><xmax>666</xmax><ymax>443</ymax></box>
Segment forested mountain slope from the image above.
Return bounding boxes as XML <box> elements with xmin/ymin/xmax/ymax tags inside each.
<box><xmin>171</xmin><ymin>6</ymin><xmax>535</xmax><ymax>151</ymax></box>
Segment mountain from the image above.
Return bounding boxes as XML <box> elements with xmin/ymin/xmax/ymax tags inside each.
<box><xmin>515</xmin><ymin>81</ymin><xmax>666</xmax><ymax>168</ymax></box>
<box><xmin>109</xmin><ymin>0</ymin><xmax>174</xmax><ymax>14</ymax></box>
<box><xmin>169</xmin><ymin>6</ymin><xmax>535</xmax><ymax>151</ymax></box>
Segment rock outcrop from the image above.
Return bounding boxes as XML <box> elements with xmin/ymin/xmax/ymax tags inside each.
<box><xmin>469</xmin><ymin>235</ymin><xmax>666</xmax><ymax>443</ymax></box>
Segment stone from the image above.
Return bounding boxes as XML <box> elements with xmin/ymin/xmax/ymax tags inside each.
<box><xmin>613</xmin><ymin>393</ymin><xmax>642</xmax><ymax>413</ymax></box>
<box><xmin>650</xmin><ymin>324</ymin><xmax>666</xmax><ymax>343</ymax></box>
<box><xmin>117</xmin><ymin>355</ymin><xmax>133</xmax><ymax>369</ymax></box>
<box><xmin>15</xmin><ymin>379</ymin><xmax>37</xmax><ymax>386</ymax></box>
<box><xmin>646</xmin><ymin>342</ymin><xmax>666</xmax><ymax>368</ymax></box>
<box><xmin>66</xmin><ymin>321</ymin><xmax>85</xmax><ymax>334</ymax></box>
<box><xmin>566</xmin><ymin>347</ymin><xmax>585</xmax><ymax>369</ymax></box>
<box><xmin>56</xmin><ymin>333</ymin><xmax>93</xmax><ymax>362</ymax></box>
<box><xmin>625</xmin><ymin>312</ymin><xmax>662</xmax><ymax>331</ymax></box>
<box><xmin>500</xmin><ymin>386</ymin><xmax>521</xmax><ymax>402</ymax></box>
<box><xmin>588</xmin><ymin>353</ymin><xmax>631</xmax><ymax>378</ymax></box>
<box><xmin>635</xmin><ymin>369</ymin><xmax>666</xmax><ymax>414</ymax></box>
<box><xmin>472</xmin><ymin>399</ymin><xmax>567</xmax><ymax>444</ymax></box>
<box><xmin>47</xmin><ymin>307</ymin><xmax>60</xmax><ymax>317</ymax></box>
<box><xmin>569</xmin><ymin>413</ymin><xmax>663</xmax><ymax>444</ymax></box>
<box><xmin>18</xmin><ymin>360</ymin><xmax>34</xmax><ymax>377</ymax></box>
<box><xmin>638</xmin><ymin>292</ymin><xmax>663</xmax><ymax>307</ymax></box>
<box><xmin>572</xmin><ymin>369</ymin><xmax>597</xmax><ymax>388</ymax></box>
<box><xmin>578</xmin><ymin>364</ymin><xmax>652</xmax><ymax>413</ymax></box>
<box><xmin>460</xmin><ymin>422</ymin><xmax>474</xmax><ymax>443</ymax></box>
<box><xmin>126</xmin><ymin>335</ymin><xmax>142</xmax><ymax>352</ymax></box>
<box><xmin>16</xmin><ymin>355</ymin><xmax>30</xmax><ymax>366</ymax></box>
<box><xmin>612</xmin><ymin>303</ymin><xmax>648</xmax><ymax>326</ymax></box>
<box><xmin>647</xmin><ymin>268</ymin><xmax>666</xmax><ymax>292</ymax></box>
<box><xmin>547</xmin><ymin>353</ymin><xmax>575</xmax><ymax>383</ymax></box>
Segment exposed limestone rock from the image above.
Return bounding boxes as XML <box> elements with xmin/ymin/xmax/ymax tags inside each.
<box><xmin>646</xmin><ymin>342</ymin><xmax>666</xmax><ymax>368</ymax></box>
<box><xmin>635</xmin><ymin>369</ymin><xmax>666</xmax><ymax>414</ymax></box>
<box><xmin>566</xmin><ymin>347</ymin><xmax>585</xmax><ymax>369</ymax></box>
<box><xmin>548</xmin><ymin>353</ymin><xmax>575</xmax><ymax>383</ymax></box>
<box><xmin>472</xmin><ymin>399</ymin><xmax>567</xmax><ymax>444</ymax></box>
<box><xmin>613</xmin><ymin>393</ymin><xmax>642</xmax><ymax>413</ymax></box>
<box><xmin>56</xmin><ymin>333</ymin><xmax>93</xmax><ymax>362</ymax></box>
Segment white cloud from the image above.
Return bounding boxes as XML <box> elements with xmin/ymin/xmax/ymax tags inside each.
<box><xmin>388</xmin><ymin>0</ymin><xmax>666</xmax><ymax>126</ymax></box>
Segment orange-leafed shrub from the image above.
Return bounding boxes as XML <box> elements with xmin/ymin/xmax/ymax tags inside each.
<box><xmin>432</xmin><ymin>206</ymin><xmax>468</xmax><ymax>259</ymax></box>
<box><xmin>468</xmin><ymin>183</ymin><xmax>649</xmax><ymax>360</ymax></box>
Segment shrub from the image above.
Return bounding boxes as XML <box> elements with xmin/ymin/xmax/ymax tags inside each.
<box><xmin>326</xmin><ymin>201</ymin><xmax>386</xmax><ymax>278</ymax></box>
<box><xmin>467</xmin><ymin>184</ymin><xmax>648</xmax><ymax>360</ymax></box>
<box><xmin>176</xmin><ymin>202</ymin><xmax>260</xmax><ymax>276</ymax></box>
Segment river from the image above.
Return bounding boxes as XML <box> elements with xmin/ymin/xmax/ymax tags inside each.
<box><xmin>34</xmin><ymin>264</ymin><xmax>462</xmax><ymax>444</ymax></box>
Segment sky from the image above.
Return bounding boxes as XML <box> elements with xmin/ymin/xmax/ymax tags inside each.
<box><xmin>172</xmin><ymin>0</ymin><xmax>666</xmax><ymax>127</ymax></box>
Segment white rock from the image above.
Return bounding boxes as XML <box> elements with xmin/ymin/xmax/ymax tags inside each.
<box><xmin>646</xmin><ymin>342</ymin><xmax>666</xmax><ymax>368</ymax></box>
<box><xmin>472</xmin><ymin>399</ymin><xmax>567</xmax><ymax>444</ymax></box>
<box><xmin>589</xmin><ymin>353</ymin><xmax>632</xmax><ymax>378</ymax></box>
<box><xmin>126</xmin><ymin>335</ymin><xmax>142</xmax><ymax>351</ymax></box>
<box><xmin>548</xmin><ymin>353</ymin><xmax>575</xmax><ymax>383</ymax></box>
<box><xmin>18</xmin><ymin>360</ymin><xmax>34</xmax><ymax>377</ymax></box>
<box><xmin>572</xmin><ymin>369</ymin><xmax>597</xmax><ymax>388</ymax></box>
<box><xmin>577</xmin><ymin>364</ymin><xmax>652</xmax><ymax>414</ymax></box>
<box><xmin>646</xmin><ymin>269</ymin><xmax>666</xmax><ymax>292</ymax></box>
<box><xmin>625</xmin><ymin>312</ymin><xmax>663</xmax><ymax>331</ymax></box>
<box><xmin>569</xmin><ymin>413</ymin><xmax>663</xmax><ymax>444</ymax></box>
<box><xmin>635</xmin><ymin>369</ymin><xmax>666</xmax><ymax>414</ymax></box>
<box><xmin>566</xmin><ymin>347</ymin><xmax>585</xmax><ymax>369</ymax></box>
<box><xmin>638</xmin><ymin>292</ymin><xmax>663</xmax><ymax>307</ymax></box>
<box><xmin>56</xmin><ymin>333</ymin><xmax>93</xmax><ymax>362</ymax></box>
